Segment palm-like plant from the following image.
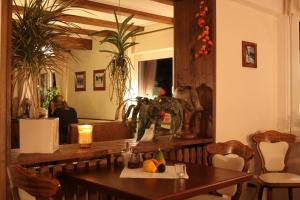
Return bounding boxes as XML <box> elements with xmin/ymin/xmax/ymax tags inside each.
<box><xmin>92</xmin><ymin>11</ymin><xmax>141</xmax><ymax>106</ymax></box>
<box><xmin>12</xmin><ymin>0</ymin><xmax>76</xmax><ymax>118</ymax></box>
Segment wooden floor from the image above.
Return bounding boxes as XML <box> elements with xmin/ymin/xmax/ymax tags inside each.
<box><xmin>240</xmin><ymin>184</ymin><xmax>300</xmax><ymax>200</ymax></box>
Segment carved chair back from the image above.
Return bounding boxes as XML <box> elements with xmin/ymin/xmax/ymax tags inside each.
<box><xmin>206</xmin><ymin>140</ymin><xmax>255</xmax><ymax>200</ymax></box>
<box><xmin>7</xmin><ymin>165</ymin><xmax>60</xmax><ymax>200</ymax></box>
<box><xmin>252</xmin><ymin>130</ymin><xmax>296</xmax><ymax>173</ymax></box>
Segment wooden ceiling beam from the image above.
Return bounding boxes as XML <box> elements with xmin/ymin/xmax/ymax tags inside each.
<box><xmin>149</xmin><ymin>0</ymin><xmax>174</xmax><ymax>6</ymax></box>
<box><xmin>59</xmin><ymin>14</ymin><xmax>144</xmax><ymax>32</ymax></box>
<box><xmin>62</xmin><ymin>26</ymin><xmax>111</xmax><ymax>37</ymax></box>
<box><xmin>52</xmin><ymin>36</ymin><xmax>92</xmax><ymax>50</ymax></box>
<box><xmin>61</xmin><ymin>26</ymin><xmax>98</xmax><ymax>36</ymax></box>
<box><xmin>12</xmin><ymin>6</ymin><xmax>144</xmax><ymax>32</ymax></box>
<box><xmin>71</xmin><ymin>0</ymin><xmax>173</xmax><ymax>25</ymax></box>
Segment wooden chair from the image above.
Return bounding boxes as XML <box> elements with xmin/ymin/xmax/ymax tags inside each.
<box><xmin>7</xmin><ymin>165</ymin><xmax>61</xmax><ymax>200</ymax></box>
<box><xmin>187</xmin><ymin>140</ymin><xmax>255</xmax><ymax>200</ymax></box>
<box><xmin>252</xmin><ymin>130</ymin><xmax>300</xmax><ymax>200</ymax></box>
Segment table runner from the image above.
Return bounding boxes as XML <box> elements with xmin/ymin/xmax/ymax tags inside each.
<box><xmin>120</xmin><ymin>165</ymin><xmax>189</xmax><ymax>179</ymax></box>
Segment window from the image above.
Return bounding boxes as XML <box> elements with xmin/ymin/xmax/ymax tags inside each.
<box><xmin>138</xmin><ymin>58</ymin><xmax>173</xmax><ymax>97</ymax></box>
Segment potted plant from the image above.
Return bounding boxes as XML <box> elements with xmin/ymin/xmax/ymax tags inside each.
<box><xmin>12</xmin><ymin>0</ymin><xmax>76</xmax><ymax>153</ymax></box>
<box><xmin>92</xmin><ymin>11</ymin><xmax>141</xmax><ymax>106</ymax></box>
<box><xmin>41</xmin><ymin>87</ymin><xmax>59</xmax><ymax>110</ymax></box>
<box><xmin>12</xmin><ymin>0</ymin><xmax>75</xmax><ymax>118</ymax></box>
<box><xmin>118</xmin><ymin>95</ymin><xmax>194</xmax><ymax>141</ymax></box>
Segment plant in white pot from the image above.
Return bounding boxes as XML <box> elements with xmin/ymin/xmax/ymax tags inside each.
<box><xmin>12</xmin><ymin>0</ymin><xmax>76</xmax><ymax>153</ymax></box>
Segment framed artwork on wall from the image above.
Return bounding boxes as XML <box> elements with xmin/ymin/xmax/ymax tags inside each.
<box><xmin>75</xmin><ymin>71</ymin><xmax>86</xmax><ymax>91</ymax></box>
<box><xmin>242</xmin><ymin>41</ymin><xmax>257</xmax><ymax>68</ymax></box>
<box><xmin>93</xmin><ymin>69</ymin><xmax>106</xmax><ymax>91</ymax></box>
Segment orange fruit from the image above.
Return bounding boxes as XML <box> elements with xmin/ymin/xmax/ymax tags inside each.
<box><xmin>143</xmin><ymin>160</ymin><xmax>157</xmax><ymax>173</ymax></box>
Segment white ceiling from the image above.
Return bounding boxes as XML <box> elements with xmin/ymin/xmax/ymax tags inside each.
<box><xmin>92</xmin><ymin>0</ymin><xmax>173</xmax><ymax>18</ymax></box>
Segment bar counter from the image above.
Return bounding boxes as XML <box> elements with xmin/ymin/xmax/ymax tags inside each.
<box><xmin>10</xmin><ymin>136</ymin><xmax>214</xmax><ymax>166</ymax></box>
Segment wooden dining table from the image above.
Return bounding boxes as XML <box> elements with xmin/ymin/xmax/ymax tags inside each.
<box><xmin>59</xmin><ymin>163</ymin><xmax>253</xmax><ymax>200</ymax></box>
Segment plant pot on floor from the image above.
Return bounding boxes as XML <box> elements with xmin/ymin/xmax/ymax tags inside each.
<box><xmin>19</xmin><ymin>118</ymin><xmax>59</xmax><ymax>153</ymax></box>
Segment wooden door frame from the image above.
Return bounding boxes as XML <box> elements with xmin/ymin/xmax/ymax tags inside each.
<box><xmin>0</xmin><ymin>0</ymin><xmax>12</xmax><ymax>199</ymax></box>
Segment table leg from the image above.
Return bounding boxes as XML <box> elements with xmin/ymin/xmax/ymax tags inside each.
<box><xmin>288</xmin><ymin>188</ymin><xmax>293</xmax><ymax>200</ymax></box>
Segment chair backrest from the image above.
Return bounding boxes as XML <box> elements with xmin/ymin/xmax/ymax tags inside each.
<box><xmin>7</xmin><ymin>165</ymin><xmax>60</xmax><ymax>200</ymax></box>
<box><xmin>206</xmin><ymin>140</ymin><xmax>255</xmax><ymax>199</ymax></box>
<box><xmin>252</xmin><ymin>130</ymin><xmax>296</xmax><ymax>173</ymax></box>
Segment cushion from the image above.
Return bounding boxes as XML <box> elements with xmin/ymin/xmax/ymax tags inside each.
<box><xmin>18</xmin><ymin>188</ymin><xmax>35</xmax><ymax>200</ymax></box>
<box><xmin>185</xmin><ymin>154</ymin><xmax>244</xmax><ymax>200</ymax></box>
<box><xmin>212</xmin><ymin>154</ymin><xmax>245</xmax><ymax>197</ymax></box>
<box><xmin>259</xmin><ymin>141</ymin><xmax>288</xmax><ymax>171</ymax></box>
<box><xmin>259</xmin><ymin>173</ymin><xmax>300</xmax><ymax>184</ymax></box>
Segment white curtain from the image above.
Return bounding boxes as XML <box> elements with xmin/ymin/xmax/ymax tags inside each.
<box><xmin>138</xmin><ymin>60</ymin><xmax>157</xmax><ymax>97</ymax></box>
<box><xmin>284</xmin><ymin>0</ymin><xmax>300</xmax><ymax>15</ymax></box>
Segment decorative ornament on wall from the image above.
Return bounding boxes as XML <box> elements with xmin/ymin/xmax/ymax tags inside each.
<box><xmin>93</xmin><ymin>69</ymin><xmax>106</xmax><ymax>91</ymax></box>
<box><xmin>75</xmin><ymin>71</ymin><xmax>86</xmax><ymax>91</ymax></box>
<box><xmin>194</xmin><ymin>0</ymin><xmax>214</xmax><ymax>59</ymax></box>
<box><xmin>242</xmin><ymin>41</ymin><xmax>257</xmax><ymax>68</ymax></box>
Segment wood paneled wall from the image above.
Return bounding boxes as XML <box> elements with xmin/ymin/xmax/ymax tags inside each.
<box><xmin>174</xmin><ymin>0</ymin><xmax>216</xmax><ymax>139</ymax></box>
<box><xmin>0</xmin><ymin>0</ymin><xmax>11</xmax><ymax>199</ymax></box>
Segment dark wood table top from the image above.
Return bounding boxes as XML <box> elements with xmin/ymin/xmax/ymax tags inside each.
<box><xmin>60</xmin><ymin>163</ymin><xmax>253</xmax><ymax>200</ymax></box>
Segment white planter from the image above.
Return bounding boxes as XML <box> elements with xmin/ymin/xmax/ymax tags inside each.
<box><xmin>139</xmin><ymin>124</ymin><xmax>155</xmax><ymax>142</ymax></box>
<box><xmin>19</xmin><ymin>118</ymin><xmax>59</xmax><ymax>153</ymax></box>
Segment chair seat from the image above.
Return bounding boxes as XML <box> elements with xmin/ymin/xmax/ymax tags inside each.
<box><xmin>186</xmin><ymin>194</ymin><xmax>230</xmax><ymax>200</ymax></box>
<box><xmin>259</xmin><ymin>173</ymin><xmax>300</xmax><ymax>184</ymax></box>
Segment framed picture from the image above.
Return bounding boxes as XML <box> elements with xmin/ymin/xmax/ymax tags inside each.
<box><xmin>242</xmin><ymin>41</ymin><xmax>257</xmax><ymax>68</ymax></box>
<box><xmin>75</xmin><ymin>71</ymin><xmax>86</xmax><ymax>91</ymax></box>
<box><xmin>93</xmin><ymin>69</ymin><xmax>106</xmax><ymax>90</ymax></box>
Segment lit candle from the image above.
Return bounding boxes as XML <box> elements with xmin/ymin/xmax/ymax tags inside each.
<box><xmin>78</xmin><ymin>124</ymin><xmax>93</xmax><ymax>147</ymax></box>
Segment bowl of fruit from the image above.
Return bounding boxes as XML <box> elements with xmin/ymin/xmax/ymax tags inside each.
<box><xmin>143</xmin><ymin>149</ymin><xmax>166</xmax><ymax>173</ymax></box>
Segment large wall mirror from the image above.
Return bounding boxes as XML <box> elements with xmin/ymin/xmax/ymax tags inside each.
<box><xmin>11</xmin><ymin>0</ymin><xmax>174</xmax><ymax>148</ymax></box>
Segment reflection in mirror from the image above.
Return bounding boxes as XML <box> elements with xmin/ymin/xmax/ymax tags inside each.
<box><xmin>138</xmin><ymin>58</ymin><xmax>173</xmax><ymax>98</ymax></box>
<box><xmin>11</xmin><ymin>0</ymin><xmax>174</xmax><ymax>148</ymax></box>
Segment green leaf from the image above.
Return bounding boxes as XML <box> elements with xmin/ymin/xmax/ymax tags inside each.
<box><xmin>123</xmin><ymin>42</ymin><xmax>139</xmax><ymax>51</ymax></box>
<box><xmin>119</xmin><ymin>15</ymin><xmax>134</xmax><ymax>36</ymax></box>
<box><xmin>99</xmin><ymin>50</ymin><xmax>118</xmax><ymax>55</ymax></box>
<box><xmin>113</xmin><ymin>10</ymin><xmax>120</xmax><ymax>33</ymax></box>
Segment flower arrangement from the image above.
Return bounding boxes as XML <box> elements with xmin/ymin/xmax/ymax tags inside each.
<box><xmin>194</xmin><ymin>0</ymin><xmax>214</xmax><ymax>59</ymax></box>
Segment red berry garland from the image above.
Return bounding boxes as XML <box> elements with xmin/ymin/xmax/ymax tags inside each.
<box><xmin>194</xmin><ymin>0</ymin><xmax>213</xmax><ymax>59</ymax></box>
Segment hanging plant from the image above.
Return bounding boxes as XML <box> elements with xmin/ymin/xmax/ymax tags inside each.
<box><xmin>194</xmin><ymin>0</ymin><xmax>214</xmax><ymax>59</ymax></box>
<box><xmin>92</xmin><ymin>11</ymin><xmax>141</xmax><ymax>106</ymax></box>
<box><xmin>12</xmin><ymin>0</ymin><xmax>76</xmax><ymax>118</ymax></box>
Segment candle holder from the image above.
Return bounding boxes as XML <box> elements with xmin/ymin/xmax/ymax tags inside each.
<box><xmin>78</xmin><ymin>124</ymin><xmax>93</xmax><ymax>148</ymax></box>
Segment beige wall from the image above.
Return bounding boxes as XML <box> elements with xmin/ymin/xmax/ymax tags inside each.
<box><xmin>232</xmin><ymin>0</ymin><xmax>284</xmax><ymax>14</ymax></box>
<box><xmin>133</xmin><ymin>23</ymin><xmax>173</xmax><ymax>53</ymax></box>
<box><xmin>216</xmin><ymin>0</ymin><xmax>290</xmax><ymax>144</ymax></box>
<box><xmin>65</xmin><ymin>37</ymin><xmax>117</xmax><ymax>120</ymax></box>
<box><xmin>290</xmin><ymin>14</ymin><xmax>300</xmax><ymax>135</ymax></box>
